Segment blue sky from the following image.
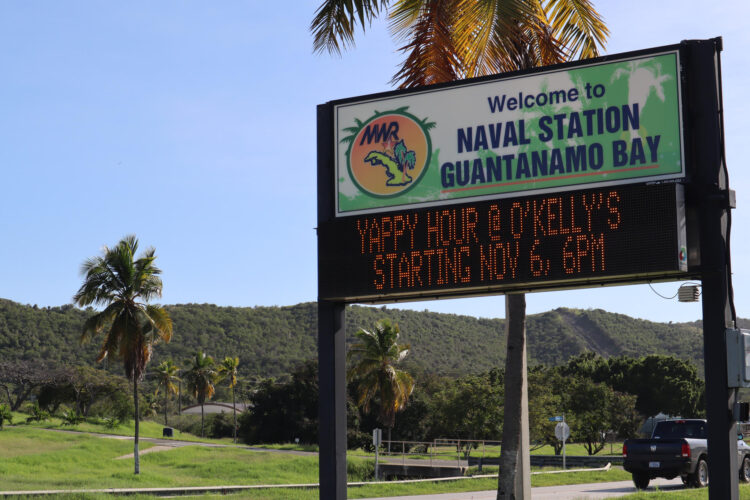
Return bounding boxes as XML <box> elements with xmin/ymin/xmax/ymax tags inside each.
<box><xmin>1</xmin><ymin>1</ymin><xmax>749</xmax><ymax>323</ymax></box>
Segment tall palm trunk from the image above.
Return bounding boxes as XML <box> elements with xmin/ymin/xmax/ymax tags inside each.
<box><xmin>498</xmin><ymin>293</ymin><xmax>530</xmax><ymax>499</ymax></box>
<box><xmin>231</xmin><ymin>385</ymin><xmax>237</xmax><ymax>444</ymax></box>
<box><xmin>134</xmin><ymin>378</ymin><xmax>140</xmax><ymax>475</ymax></box>
<box><xmin>200</xmin><ymin>401</ymin><xmax>205</xmax><ymax>437</ymax></box>
<box><xmin>164</xmin><ymin>390</ymin><xmax>169</xmax><ymax>426</ymax></box>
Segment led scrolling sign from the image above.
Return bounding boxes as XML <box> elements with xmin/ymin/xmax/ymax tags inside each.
<box><xmin>319</xmin><ymin>183</ymin><xmax>687</xmax><ymax>302</ymax></box>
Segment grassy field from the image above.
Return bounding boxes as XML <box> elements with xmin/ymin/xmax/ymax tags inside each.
<box><xmin>620</xmin><ymin>486</ymin><xmax>750</xmax><ymax>499</ymax></box>
<box><xmin>0</xmin><ymin>424</ymin><xmax>633</xmax><ymax>498</ymax></box>
<box><xmin>16</xmin><ymin>418</ymin><xmax>750</xmax><ymax>500</ymax></box>
<box><xmin>0</xmin><ymin>426</ymin><xmax>334</xmax><ymax>491</ymax></box>
<box><xmin>8</xmin><ymin>410</ymin><xmax>236</xmax><ymax>444</ymax></box>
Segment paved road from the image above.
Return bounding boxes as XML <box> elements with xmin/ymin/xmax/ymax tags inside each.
<box><xmin>358</xmin><ymin>477</ymin><xmax>685</xmax><ymax>500</ymax></box>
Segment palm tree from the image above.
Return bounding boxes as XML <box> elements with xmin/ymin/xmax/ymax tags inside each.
<box><xmin>154</xmin><ymin>360</ymin><xmax>180</xmax><ymax>426</ymax></box>
<box><xmin>184</xmin><ymin>351</ymin><xmax>217</xmax><ymax>438</ymax></box>
<box><xmin>311</xmin><ymin>0</ymin><xmax>608</xmax><ymax>88</ymax></box>
<box><xmin>74</xmin><ymin>235</ymin><xmax>173</xmax><ymax>475</ymax></box>
<box><xmin>217</xmin><ymin>356</ymin><xmax>240</xmax><ymax>443</ymax></box>
<box><xmin>348</xmin><ymin>319</ymin><xmax>414</xmax><ymax>446</ymax></box>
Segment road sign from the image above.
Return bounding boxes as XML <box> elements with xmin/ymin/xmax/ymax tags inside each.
<box><xmin>549</xmin><ymin>416</ymin><xmax>563</xmax><ymax>422</ymax></box>
<box><xmin>373</xmin><ymin>428</ymin><xmax>382</xmax><ymax>446</ymax></box>
<box><xmin>555</xmin><ymin>422</ymin><xmax>571</xmax><ymax>441</ymax></box>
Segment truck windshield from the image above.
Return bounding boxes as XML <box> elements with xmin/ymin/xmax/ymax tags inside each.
<box><xmin>653</xmin><ymin>421</ymin><xmax>707</xmax><ymax>439</ymax></box>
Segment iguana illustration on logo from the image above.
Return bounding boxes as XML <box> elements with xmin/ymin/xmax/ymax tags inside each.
<box><xmin>364</xmin><ymin>140</ymin><xmax>417</xmax><ymax>186</ymax></box>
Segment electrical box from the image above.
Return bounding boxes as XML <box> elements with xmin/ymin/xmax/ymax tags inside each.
<box><xmin>726</xmin><ymin>328</ymin><xmax>750</xmax><ymax>388</ymax></box>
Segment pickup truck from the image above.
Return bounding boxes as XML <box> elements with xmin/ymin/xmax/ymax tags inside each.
<box><xmin>623</xmin><ymin>419</ymin><xmax>750</xmax><ymax>489</ymax></box>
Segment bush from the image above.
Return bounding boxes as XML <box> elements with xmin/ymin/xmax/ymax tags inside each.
<box><xmin>25</xmin><ymin>402</ymin><xmax>50</xmax><ymax>423</ymax></box>
<box><xmin>103</xmin><ymin>416</ymin><xmax>120</xmax><ymax>429</ymax></box>
<box><xmin>347</xmin><ymin>459</ymin><xmax>375</xmax><ymax>482</ymax></box>
<box><xmin>60</xmin><ymin>409</ymin><xmax>84</xmax><ymax>426</ymax></box>
<box><xmin>0</xmin><ymin>404</ymin><xmax>12</xmax><ymax>429</ymax></box>
<box><xmin>209</xmin><ymin>413</ymin><xmax>235</xmax><ymax>439</ymax></box>
<box><xmin>347</xmin><ymin>429</ymin><xmax>374</xmax><ymax>452</ymax></box>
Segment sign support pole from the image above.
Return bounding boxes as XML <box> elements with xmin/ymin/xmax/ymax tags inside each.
<box><xmin>318</xmin><ymin>301</ymin><xmax>347</xmax><ymax>500</ymax></box>
<box><xmin>318</xmin><ymin>103</ymin><xmax>348</xmax><ymax>500</ymax></box>
<box><xmin>686</xmin><ymin>38</ymin><xmax>738</xmax><ymax>500</ymax></box>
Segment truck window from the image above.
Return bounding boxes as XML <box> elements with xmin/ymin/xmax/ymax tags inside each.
<box><xmin>653</xmin><ymin>421</ymin><xmax>707</xmax><ymax>439</ymax></box>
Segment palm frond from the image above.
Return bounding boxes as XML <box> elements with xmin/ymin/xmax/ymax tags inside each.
<box><xmin>545</xmin><ymin>0</ymin><xmax>608</xmax><ymax>60</ymax></box>
<box><xmin>311</xmin><ymin>0</ymin><xmax>390</xmax><ymax>55</ymax></box>
<box><xmin>390</xmin><ymin>0</ymin><xmax>462</xmax><ymax>88</ymax></box>
<box><xmin>144</xmin><ymin>304</ymin><xmax>173</xmax><ymax>343</ymax></box>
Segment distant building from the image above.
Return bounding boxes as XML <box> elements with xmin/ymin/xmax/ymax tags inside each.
<box><xmin>180</xmin><ymin>402</ymin><xmax>249</xmax><ymax>415</ymax></box>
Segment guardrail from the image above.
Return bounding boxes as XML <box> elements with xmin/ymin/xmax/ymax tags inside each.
<box><xmin>376</xmin><ymin>438</ymin><xmax>502</xmax><ymax>467</ymax></box>
<box><xmin>377</xmin><ymin>438</ymin><xmax>623</xmax><ymax>470</ymax></box>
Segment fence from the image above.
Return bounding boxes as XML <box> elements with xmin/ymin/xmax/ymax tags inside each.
<box><xmin>375</xmin><ymin>438</ymin><xmax>502</xmax><ymax>467</ymax></box>
<box><xmin>376</xmin><ymin>438</ymin><xmax>623</xmax><ymax>470</ymax></box>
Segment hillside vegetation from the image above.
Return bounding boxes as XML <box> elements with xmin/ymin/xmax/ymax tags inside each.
<box><xmin>0</xmin><ymin>298</ymin><xmax>706</xmax><ymax>378</ymax></box>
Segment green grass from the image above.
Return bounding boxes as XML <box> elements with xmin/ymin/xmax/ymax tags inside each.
<box><xmin>9</xmin><ymin>413</ymin><xmax>234</xmax><ymax>444</ymax></box>
<box><xmin>248</xmin><ymin>443</ymin><xmax>319</xmax><ymax>452</ymax></box>
<box><xmin>0</xmin><ymin>423</ymin><xmax>663</xmax><ymax>499</ymax></box>
<box><xmin>619</xmin><ymin>484</ymin><xmax>750</xmax><ymax>499</ymax></box>
<box><xmin>0</xmin><ymin>426</ymin><xmax>331</xmax><ymax>491</ymax></box>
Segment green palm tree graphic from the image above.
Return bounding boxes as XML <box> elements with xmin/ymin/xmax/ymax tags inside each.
<box><xmin>364</xmin><ymin>139</ymin><xmax>417</xmax><ymax>186</ymax></box>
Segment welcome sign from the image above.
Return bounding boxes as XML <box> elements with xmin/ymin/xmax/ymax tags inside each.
<box><xmin>334</xmin><ymin>51</ymin><xmax>684</xmax><ymax>217</ymax></box>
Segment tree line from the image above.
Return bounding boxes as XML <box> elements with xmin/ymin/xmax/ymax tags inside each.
<box><xmin>239</xmin><ymin>350</ymin><xmax>704</xmax><ymax>456</ymax></box>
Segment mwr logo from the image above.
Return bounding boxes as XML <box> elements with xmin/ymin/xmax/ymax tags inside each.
<box><xmin>343</xmin><ymin>109</ymin><xmax>432</xmax><ymax>197</ymax></box>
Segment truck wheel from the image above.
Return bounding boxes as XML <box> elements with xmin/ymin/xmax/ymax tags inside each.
<box><xmin>632</xmin><ymin>473</ymin><xmax>650</xmax><ymax>490</ymax></box>
<box><xmin>690</xmin><ymin>459</ymin><xmax>709</xmax><ymax>488</ymax></box>
<box><xmin>740</xmin><ymin>456</ymin><xmax>750</xmax><ymax>483</ymax></box>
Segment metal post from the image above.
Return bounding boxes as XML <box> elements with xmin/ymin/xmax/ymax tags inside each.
<box><xmin>317</xmin><ymin>301</ymin><xmax>347</xmax><ymax>499</ymax></box>
<box><xmin>562</xmin><ymin>413</ymin><xmax>566</xmax><ymax>471</ymax></box>
<box><xmin>684</xmin><ymin>38</ymin><xmax>738</xmax><ymax>500</ymax></box>
<box><xmin>374</xmin><ymin>431</ymin><xmax>380</xmax><ymax>481</ymax></box>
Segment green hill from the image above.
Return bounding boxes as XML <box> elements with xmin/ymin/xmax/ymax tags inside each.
<box><xmin>0</xmin><ymin>298</ymin><xmax>707</xmax><ymax>378</ymax></box>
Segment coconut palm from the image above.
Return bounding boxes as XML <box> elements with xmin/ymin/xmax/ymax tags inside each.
<box><xmin>74</xmin><ymin>235</ymin><xmax>172</xmax><ymax>475</ymax></box>
<box><xmin>184</xmin><ymin>351</ymin><xmax>217</xmax><ymax>438</ymax></box>
<box><xmin>311</xmin><ymin>0</ymin><xmax>608</xmax><ymax>88</ymax></box>
<box><xmin>348</xmin><ymin>319</ymin><xmax>414</xmax><ymax>445</ymax></box>
<box><xmin>217</xmin><ymin>356</ymin><xmax>240</xmax><ymax>443</ymax></box>
<box><xmin>154</xmin><ymin>359</ymin><xmax>180</xmax><ymax>426</ymax></box>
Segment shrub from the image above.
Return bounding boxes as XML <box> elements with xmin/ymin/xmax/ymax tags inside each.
<box><xmin>209</xmin><ymin>413</ymin><xmax>235</xmax><ymax>439</ymax></box>
<box><xmin>61</xmin><ymin>409</ymin><xmax>84</xmax><ymax>426</ymax></box>
<box><xmin>103</xmin><ymin>416</ymin><xmax>120</xmax><ymax>429</ymax></box>
<box><xmin>0</xmin><ymin>404</ymin><xmax>12</xmax><ymax>429</ymax></box>
<box><xmin>347</xmin><ymin>429</ymin><xmax>374</xmax><ymax>452</ymax></box>
<box><xmin>25</xmin><ymin>402</ymin><xmax>50</xmax><ymax>423</ymax></box>
<box><xmin>347</xmin><ymin>459</ymin><xmax>375</xmax><ymax>482</ymax></box>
